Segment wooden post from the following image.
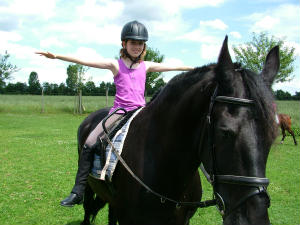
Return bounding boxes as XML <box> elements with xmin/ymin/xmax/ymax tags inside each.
<box><xmin>74</xmin><ymin>93</ymin><xmax>77</xmax><ymax>114</ymax></box>
<box><xmin>106</xmin><ymin>86</ymin><xmax>109</xmax><ymax>107</ymax></box>
<box><xmin>41</xmin><ymin>88</ymin><xmax>44</xmax><ymax>113</ymax></box>
<box><xmin>79</xmin><ymin>90</ymin><xmax>82</xmax><ymax>114</ymax></box>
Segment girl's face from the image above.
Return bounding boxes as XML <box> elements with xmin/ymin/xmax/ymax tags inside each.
<box><xmin>123</xmin><ymin>40</ymin><xmax>145</xmax><ymax>58</ymax></box>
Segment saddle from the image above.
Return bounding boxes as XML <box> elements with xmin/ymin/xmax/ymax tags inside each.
<box><xmin>93</xmin><ymin>108</ymin><xmax>139</xmax><ymax>173</ymax></box>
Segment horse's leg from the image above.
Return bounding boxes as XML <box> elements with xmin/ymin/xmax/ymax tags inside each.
<box><xmin>81</xmin><ymin>184</ymin><xmax>106</xmax><ymax>225</ymax></box>
<box><xmin>108</xmin><ymin>205</ymin><xmax>118</xmax><ymax>225</ymax></box>
<box><xmin>280</xmin><ymin>127</ymin><xmax>286</xmax><ymax>144</ymax></box>
<box><xmin>81</xmin><ymin>184</ymin><xmax>94</xmax><ymax>225</ymax></box>
<box><xmin>287</xmin><ymin>128</ymin><xmax>298</xmax><ymax>146</ymax></box>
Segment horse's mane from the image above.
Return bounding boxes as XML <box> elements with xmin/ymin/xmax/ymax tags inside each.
<box><xmin>147</xmin><ymin>63</ymin><xmax>277</xmax><ymax>143</ymax></box>
<box><xmin>240</xmin><ymin>67</ymin><xmax>278</xmax><ymax>142</ymax></box>
<box><xmin>147</xmin><ymin>64</ymin><xmax>215</xmax><ymax>106</ymax></box>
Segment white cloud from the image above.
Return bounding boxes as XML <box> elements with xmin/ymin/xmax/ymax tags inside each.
<box><xmin>1</xmin><ymin>0</ymin><xmax>227</xmax><ymax>49</ymax></box>
<box><xmin>0</xmin><ymin>30</ymin><xmax>22</xmax><ymax>43</ymax></box>
<box><xmin>155</xmin><ymin>0</ymin><xmax>225</xmax><ymax>14</ymax></box>
<box><xmin>76</xmin><ymin>0</ymin><xmax>124</xmax><ymax>22</ymax></box>
<box><xmin>252</xmin><ymin>15</ymin><xmax>280</xmax><ymax>31</ymax></box>
<box><xmin>0</xmin><ymin>40</ymin><xmax>36</xmax><ymax>61</ymax></box>
<box><xmin>73</xmin><ymin>47</ymin><xmax>105</xmax><ymax>61</ymax></box>
<box><xmin>229</xmin><ymin>31</ymin><xmax>242</xmax><ymax>39</ymax></box>
<box><xmin>119</xmin><ymin>0</ymin><xmax>225</xmax><ymax>21</ymax></box>
<box><xmin>200</xmin><ymin>43</ymin><xmax>222</xmax><ymax>60</ymax></box>
<box><xmin>116</xmin><ymin>0</ymin><xmax>225</xmax><ymax>41</ymax></box>
<box><xmin>247</xmin><ymin>4</ymin><xmax>300</xmax><ymax>43</ymax></box>
<box><xmin>149</xmin><ymin>17</ymin><xmax>189</xmax><ymax>40</ymax></box>
<box><xmin>200</xmin><ymin>19</ymin><xmax>228</xmax><ymax>30</ymax></box>
<box><xmin>0</xmin><ymin>0</ymin><xmax>57</xmax><ymax>19</ymax></box>
<box><xmin>164</xmin><ymin>57</ymin><xmax>185</xmax><ymax>66</ymax></box>
<box><xmin>176</xmin><ymin>18</ymin><xmax>228</xmax><ymax>43</ymax></box>
<box><xmin>283</xmin><ymin>41</ymin><xmax>300</xmax><ymax>57</ymax></box>
<box><xmin>40</xmin><ymin>37</ymin><xmax>68</xmax><ymax>48</ymax></box>
<box><xmin>45</xmin><ymin>21</ymin><xmax>121</xmax><ymax>46</ymax></box>
<box><xmin>177</xmin><ymin>27</ymin><xmax>218</xmax><ymax>43</ymax></box>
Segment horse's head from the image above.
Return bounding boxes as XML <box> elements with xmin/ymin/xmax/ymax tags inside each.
<box><xmin>200</xmin><ymin>37</ymin><xmax>279</xmax><ymax>225</ymax></box>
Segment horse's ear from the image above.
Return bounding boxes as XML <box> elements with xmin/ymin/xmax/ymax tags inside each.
<box><xmin>217</xmin><ymin>36</ymin><xmax>234</xmax><ymax>71</ymax></box>
<box><xmin>260</xmin><ymin>46</ymin><xmax>280</xmax><ymax>89</ymax></box>
<box><xmin>216</xmin><ymin>36</ymin><xmax>235</xmax><ymax>93</ymax></box>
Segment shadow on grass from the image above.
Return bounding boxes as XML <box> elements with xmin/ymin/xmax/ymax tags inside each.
<box><xmin>65</xmin><ymin>220</ymin><xmax>83</xmax><ymax>225</ymax></box>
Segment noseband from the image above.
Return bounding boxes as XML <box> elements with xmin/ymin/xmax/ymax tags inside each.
<box><xmin>203</xmin><ymin>84</ymin><xmax>270</xmax><ymax>217</ymax></box>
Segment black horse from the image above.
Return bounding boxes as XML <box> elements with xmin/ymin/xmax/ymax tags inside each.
<box><xmin>76</xmin><ymin>37</ymin><xmax>279</xmax><ymax>225</ymax></box>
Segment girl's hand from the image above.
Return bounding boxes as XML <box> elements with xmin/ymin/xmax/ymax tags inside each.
<box><xmin>35</xmin><ymin>51</ymin><xmax>56</xmax><ymax>59</ymax></box>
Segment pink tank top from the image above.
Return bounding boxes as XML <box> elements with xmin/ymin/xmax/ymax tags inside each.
<box><xmin>109</xmin><ymin>59</ymin><xmax>146</xmax><ymax>113</ymax></box>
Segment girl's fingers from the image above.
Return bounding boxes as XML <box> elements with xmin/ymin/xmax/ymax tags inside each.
<box><xmin>34</xmin><ymin>52</ymin><xmax>55</xmax><ymax>58</ymax></box>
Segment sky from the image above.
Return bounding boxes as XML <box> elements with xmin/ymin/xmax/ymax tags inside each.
<box><xmin>1</xmin><ymin>0</ymin><xmax>299</xmax><ymax>94</ymax></box>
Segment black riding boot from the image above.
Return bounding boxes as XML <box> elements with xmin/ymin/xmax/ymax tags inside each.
<box><xmin>60</xmin><ymin>144</ymin><xmax>94</xmax><ymax>207</ymax></box>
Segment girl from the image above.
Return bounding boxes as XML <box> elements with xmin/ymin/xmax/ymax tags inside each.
<box><xmin>36</xmin><ymin>20</ymin><xmax>194</xmax><ymax>207</ymax></box>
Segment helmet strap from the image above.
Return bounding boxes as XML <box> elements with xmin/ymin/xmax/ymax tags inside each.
<box><xmin>123</xmin><ymin>49</ymin><xmax>140</xmax><ymax>69</ymax></box>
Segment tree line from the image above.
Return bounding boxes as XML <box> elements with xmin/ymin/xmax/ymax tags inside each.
<box><xmin>273</xmin><ymin>90</ymin><xmax>300</xmax><ymax>100</ymax></box>
<box><xmin>0</xmin><ymin>71</ymin><xmax>165</xmax><ymax>97</ymax></box>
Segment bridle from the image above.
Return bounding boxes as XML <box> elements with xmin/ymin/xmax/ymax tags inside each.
<box><xmin>201</xmin><ymin>84</ymin><xmax>271</xmax><ymax>217</ymax></box>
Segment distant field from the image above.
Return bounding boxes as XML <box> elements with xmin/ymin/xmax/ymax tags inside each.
<box><xmin>0</xmin><ymin>95</ymin><xmax>299</xmax><ymax>224</ymax></box>
<box><xmin>0</xmin><ymin>95</ymin><xmax>115</xmax><ymax>114</ymax></box>
<box><xmin>0</xmin><ymin>95</ymin><xmax>298</xmax><ymax>132</ymax></box>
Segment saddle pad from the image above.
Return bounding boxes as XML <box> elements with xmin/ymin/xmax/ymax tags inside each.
<box><xmin>90</xmin><ymin>107</ymin><xmax>143</xmax><ymax>181</ymax></box>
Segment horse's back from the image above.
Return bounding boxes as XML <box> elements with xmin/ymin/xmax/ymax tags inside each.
<box><xmin>278</xmin><ymin>113</ymin><xmax>292</xmax><ymax>129</ymax></box>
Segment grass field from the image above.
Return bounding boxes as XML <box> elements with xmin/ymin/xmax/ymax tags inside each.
<box><xmin>0</xmin><ymin>95</ymin><xmax>299</xmax><ymax>225</ymax></box>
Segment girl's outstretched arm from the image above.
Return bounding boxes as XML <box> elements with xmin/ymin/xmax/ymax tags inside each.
<box><xmin>145</xmin><ymin>61</ymin><xmax>194</xmax><ymax>73</ymax></box>
<box><xmin>35</xmin><ymin>51</ymin><xmax>118</xmax><ymax>75</ymax></box>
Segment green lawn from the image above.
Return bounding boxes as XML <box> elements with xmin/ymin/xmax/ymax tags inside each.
<box><xmin>0</xmin><ymin>95</ymin><xmax>299</xmax><ymax>224</ymax></box>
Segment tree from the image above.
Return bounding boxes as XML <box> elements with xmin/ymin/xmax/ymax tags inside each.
<box><xmin>144</xmin><ymin>47</ymin><xmax>164</xmax><ymax>96</ymax></box>
<box><xmin>83</xmin><ymin>81</ymin><xmax>96</xmax><ymax>96</ymax></box>
<box><xmin>66</xmin><ymin>64</ymin><xmax>88</xmax><ymax>94</ymax></box>
<box><xmin>42</xmin><ymin>82</ymin><xmax>52</xmax><ymax>95</ymax></box>
<box><xmin>107</xmin><ymin>82</ymin><xmax>116</xmax><ymax>96</ymax></box>
<box><xmin>28</xmin><ymin>71</ymin><xmax>41</xmax><ymax>94</ymax></box>
<box><xmin>152</xmin><ymin>77</ymin><xmax>166</xmax><ymax>92</ymax></box>
<box><xmin>5</xmin><ymin>82</ymin><xmax>27</xmax><ymax>94</ymax></box>
<box><xmin>0</xmin><ymin>51</ymin><xmax>19</xmax><ymax>88</ymax></box>
<box><xmin>292</xmin><ymin>92</ymin><xmax>300</xmax><ymax>101</ymax></box>
<box><xmin>58</xmin><ymin>83</ymin><xmax>67</xmax><ymax>95</ymax></box>
<box><xmin>274</xmin><ymin>89</ymin><xmax>292</xmax><ymax>100</ymax></box>
<box><xmin>66</xmin><ymin>65</ymin><xmax>78</xmax><ymax>93</ymax></box>
<box><xmin>233</xmin><ymin>32</ymin><xmax>296</xmax><ymax>84</ymax></box>
<box><xmin>66</xmin><ymin>64</ymin><xmax>89</xmax><ymax>113</ymax></box>
<box><xmin>98</xmin><ymin>81</ymin><xmax>107</xmax><ymax>96</ymax></box>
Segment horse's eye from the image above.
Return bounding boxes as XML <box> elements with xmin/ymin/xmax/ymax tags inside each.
<box><xmin>219</xmin><ymin>129</ymin><xmax>236</xmax><ymax>140</ymax></box>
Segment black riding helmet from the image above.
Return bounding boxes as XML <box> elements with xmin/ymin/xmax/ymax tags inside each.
<box><xmin>121</xmin><ymin>20</ymin><xmax>148</xmax><ymax>41</ymax></box>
